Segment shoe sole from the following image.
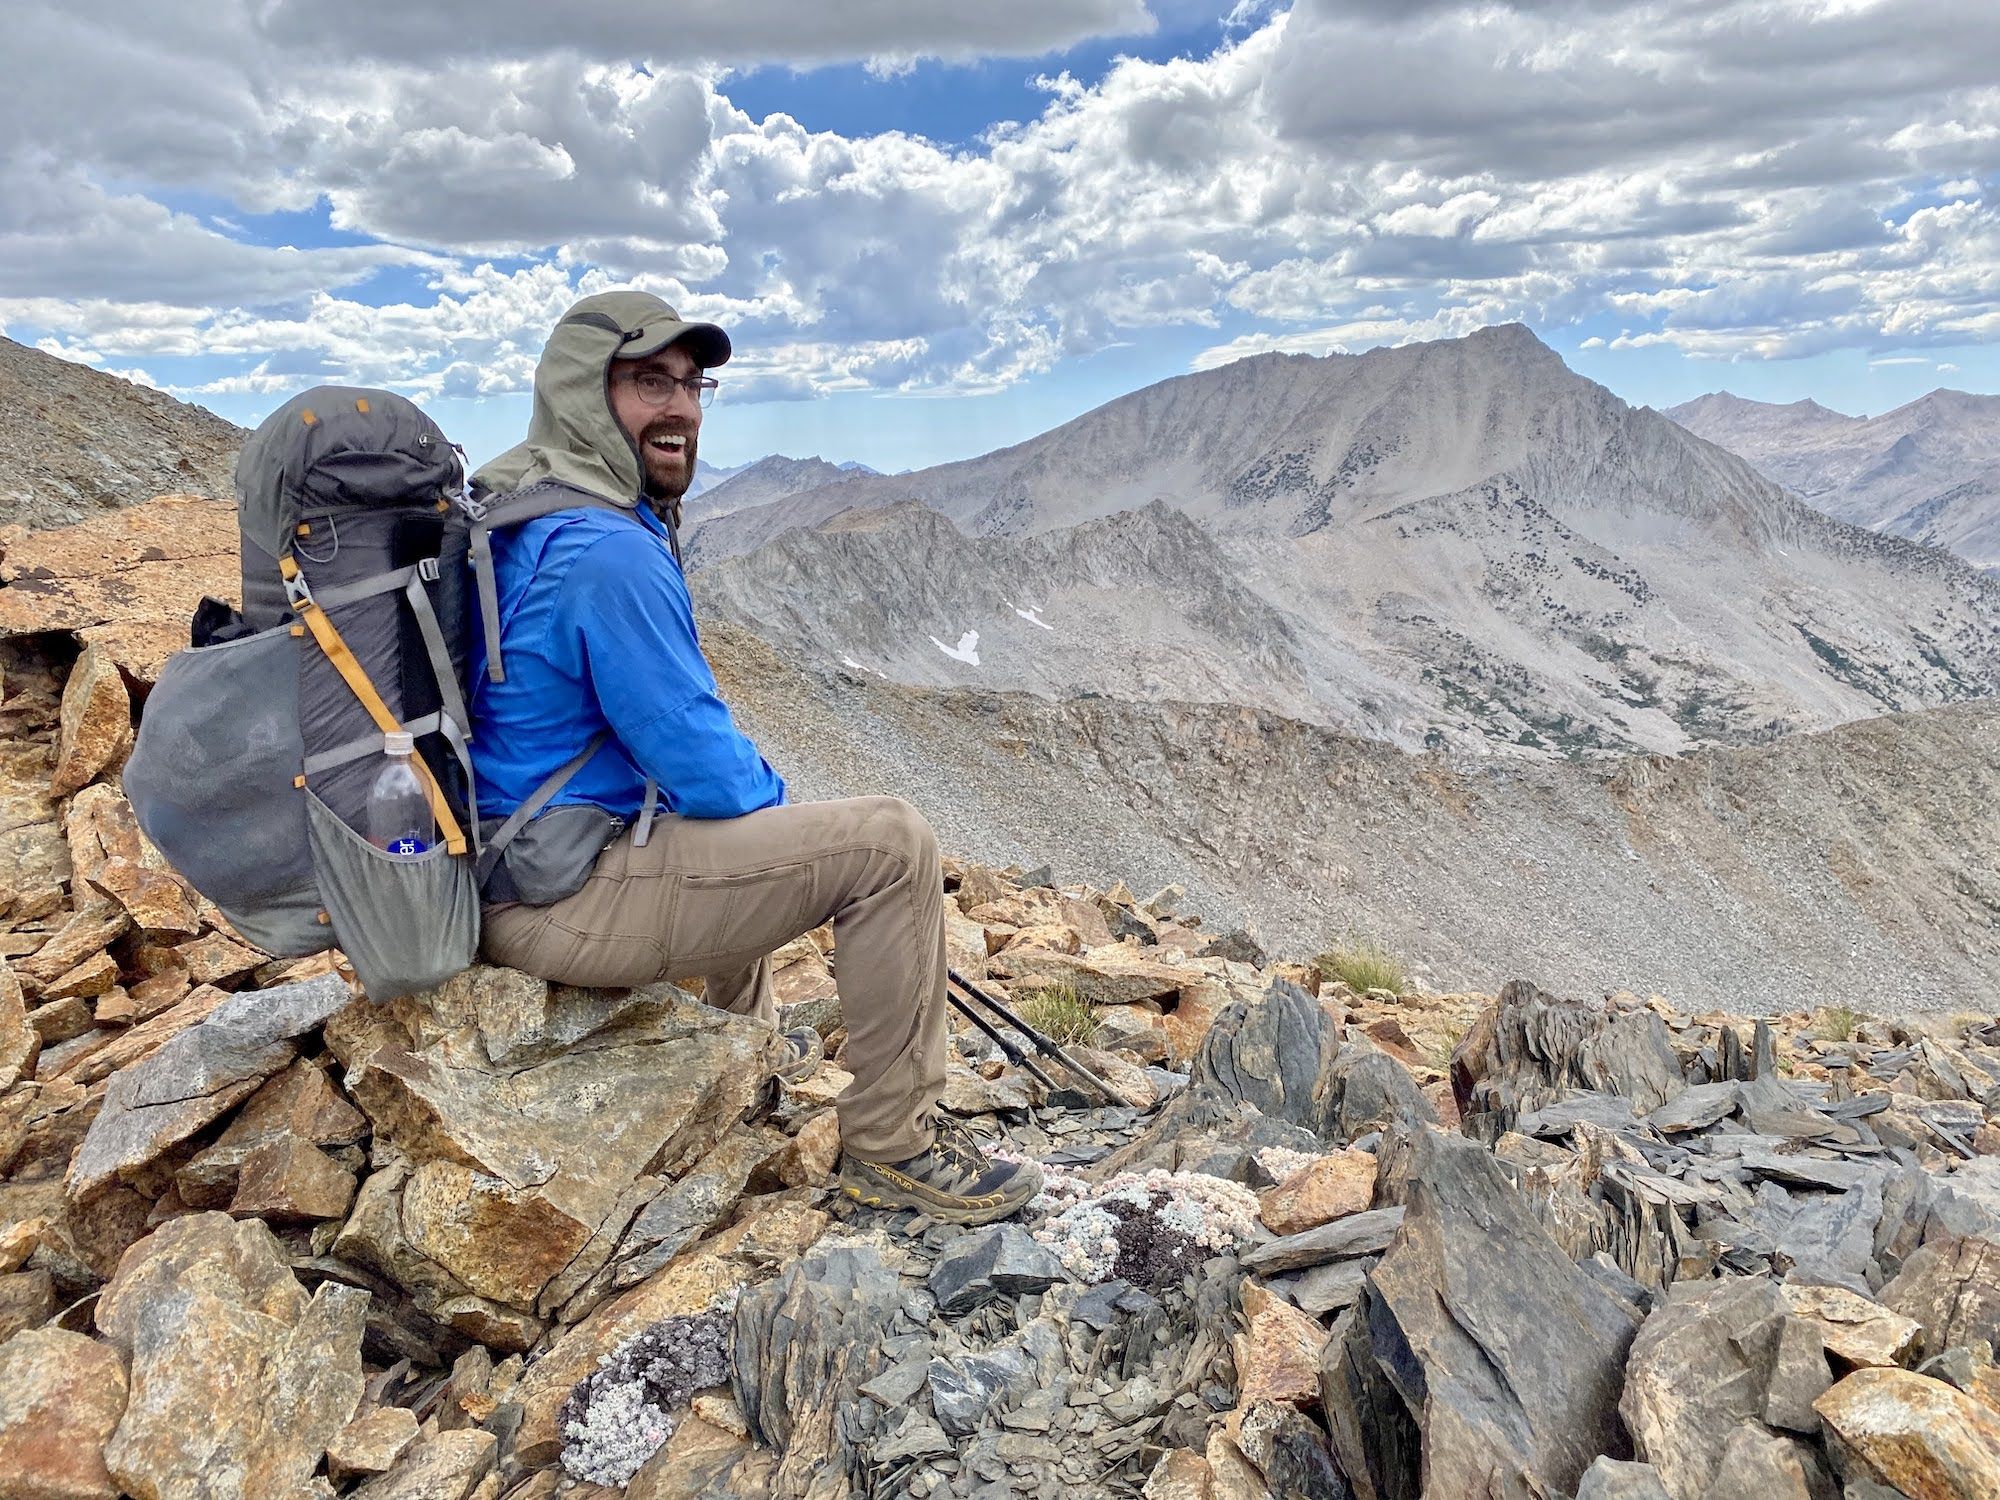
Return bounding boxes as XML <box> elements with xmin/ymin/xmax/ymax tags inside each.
<box><xmin>837</xmin><ymin>1161</ymin><xmax>1045</xmax><ymax>1225</ymax></box>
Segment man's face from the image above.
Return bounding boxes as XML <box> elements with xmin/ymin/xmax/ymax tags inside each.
<box><xmin>608</xmin><ymin>343</ymin><xmax>704</xmax><ymax>501</ymax></box>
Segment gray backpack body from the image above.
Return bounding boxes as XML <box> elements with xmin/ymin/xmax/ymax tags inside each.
<box><xmin>125</xmin><ymin>387</ymin><xmax>637</xmax><ymax>1001</ymax></box>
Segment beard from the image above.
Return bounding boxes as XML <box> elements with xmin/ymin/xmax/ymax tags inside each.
<box><xmin>638</xmin><ymin>419</ymin><xmax>699</xmax><ymax>502</ymax></box>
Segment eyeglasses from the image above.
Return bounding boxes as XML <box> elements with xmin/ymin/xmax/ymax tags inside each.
<box><xmin>621</xmin><ymin>369</ymin><xmax>719</xmax><ymax>409</ymax></box>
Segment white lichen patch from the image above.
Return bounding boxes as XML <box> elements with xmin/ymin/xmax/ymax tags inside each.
<box><xmin>558</xmin><ymin>1295</ymin><xmax>739</xmax><ymax>1486</ymax></box>
<box><xmin>1016</xmin><ymin>1163</ymin><xmax>1261</xmax><ymax>1285</ymax></box>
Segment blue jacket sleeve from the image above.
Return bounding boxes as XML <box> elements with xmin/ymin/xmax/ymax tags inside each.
<box><xmin>558</xmin><ymin>531</ymin><xmax>786</xmax><ymax>819</ymax></box>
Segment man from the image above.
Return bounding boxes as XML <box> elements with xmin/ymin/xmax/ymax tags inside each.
<box><xmin>469</xmin><ymin>289</ymin><xmax>1040</xmax><ymax>1225</ymax></box>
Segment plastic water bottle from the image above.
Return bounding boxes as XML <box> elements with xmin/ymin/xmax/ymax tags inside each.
<box><xmin>366</xmin><ymin>731</ymin><xmax>434</xmax><ymax>857</ymax></box>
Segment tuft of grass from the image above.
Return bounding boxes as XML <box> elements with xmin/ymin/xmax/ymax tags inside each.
<box><xmin>1315</xmin><ymin>934</ymin><xmax>1407</xmax><ymax>997</ymax></box>
<box><xmin>1019</xmin><ymin>982</ymin><xmax>1099</xmax><ymax>1047</ymax></box>
<box><xmin>1420</xmin><ymin>1017</ymin><xmax>1472</xmax><ymax>1071</ymax></box>
<box><xmin>1812</xmin><ymin>1005</ymin><xmax>1866</xmax><ymax>1043</ymax></box>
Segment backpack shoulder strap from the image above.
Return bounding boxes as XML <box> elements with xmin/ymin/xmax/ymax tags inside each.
<box><xmin>464</xmin><ymin>481</ymin><xmax>647</xmax><ymax>684</ymax></box>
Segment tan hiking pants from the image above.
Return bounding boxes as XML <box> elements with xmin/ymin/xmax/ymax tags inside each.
<box><xmin>480</xmin><ymin>795</ymin><xmax>946</xmax><ymax>1162</ymax></box>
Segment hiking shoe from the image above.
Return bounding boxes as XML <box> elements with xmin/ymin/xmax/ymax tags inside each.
<box><xmin>838</xmin><ymin>1117</ymin><xmax>1043</xmax><ymax>1225</ymax></box>
<box><xmin>778</xmin><ymin>1027</ymin><xmax>825</xmax><ymax>1084</ymax></box>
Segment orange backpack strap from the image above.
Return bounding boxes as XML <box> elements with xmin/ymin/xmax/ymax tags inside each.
<box><xmin>280</xmin><ymin>556</ymin><xmax>469</xmax><ymax>856</ymax></box>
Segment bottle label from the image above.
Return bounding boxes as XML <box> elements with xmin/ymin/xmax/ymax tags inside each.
<box><xmin>381</xmin><ymin>835</ymin><xmax>430</xmax><ymax>857</ymax></box>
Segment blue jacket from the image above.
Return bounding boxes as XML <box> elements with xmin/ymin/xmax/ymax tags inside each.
<box><xmin>467</xmin><ymin>502</ymin><xmax>786</xmax><ymax>821</ymax></box>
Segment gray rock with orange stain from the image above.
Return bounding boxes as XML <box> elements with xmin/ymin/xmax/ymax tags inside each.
<box><xmin>0</xmin><ymin>960</ymin><xmax>38</xmax><ymax>1092</ymax></box>
<box><xmin>0</xmin><ymin>1326</ymin><xmax>128</xmax><ymax>1500</ymax></box>
<box><xmin>95</xmin><ymin>1212</ymin><xmax>366</xmax><ymax>1500</ymax></box>
<box><xmin>347</xmin><ymin>1430</ymin><xmax>496</xmax><ymax>1500</ymax></box>
<box><xmin>49</xmin><ymin>643</ymin><xmax>132</xmax><ymax>799</ymax></box>
<box><xmin>324</xmin><ymin>971</ymin><xmax>783</xmax><ymax>1319</ymax></box>
<box><xmin>1619</xmin><ymin>1277</ymin><xmax>1834</xmax><ymax>1498</ymax></box>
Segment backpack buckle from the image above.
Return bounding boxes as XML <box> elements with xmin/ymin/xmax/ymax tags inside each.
<box><xmin>416</xmin><ymin>556</ymin><xmax>440</xmax><ymax>583</ymax></box>
<box><xmin>283</xmin><ymin>572</ymin><xmax>315</xmax><ymax>610</ymax></box>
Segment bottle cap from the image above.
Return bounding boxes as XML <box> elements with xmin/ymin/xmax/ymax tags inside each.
<box><xmin>383</xmin><ymin>731</ymin><xmax>415</xmax><ymax>755</ymax></box>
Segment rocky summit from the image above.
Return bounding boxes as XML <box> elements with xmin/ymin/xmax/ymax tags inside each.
<box><xmin>3</xmin><ymin>557</ymin><xmax>2000</xmax><ymax>1500</ymax></box>
<box><xmin>0</xmin><ymin>335</ymin><xmax>243</xmax><ymax>533</ymax></box>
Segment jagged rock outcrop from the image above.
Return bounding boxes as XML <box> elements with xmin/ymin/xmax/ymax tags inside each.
<box><xmin>325</xmin><ymin>967</ymin><xmax>784</xmax><ymax>1336</ymax></box>
<box><xmin>1323</xmin><ymin>1128</ymin><xmax>1641</xmax><ymax>1500</ymax></box>
<box><xmin>97</xmin><ymin>1212</ymin><xmax>367</xmax><ymax>1499</ymax></box>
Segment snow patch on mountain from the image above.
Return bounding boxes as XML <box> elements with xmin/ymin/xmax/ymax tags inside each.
<box><xmin>931</xmin><ymin>630</ymin><xmax>981</xmax><ymax>665</ymax></box>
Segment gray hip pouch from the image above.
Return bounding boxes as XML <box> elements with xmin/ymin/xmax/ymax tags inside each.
<box><xmin>479</xmin><ymin>804</ymin><xmax>626</xmax><ymax>905</ymax></box>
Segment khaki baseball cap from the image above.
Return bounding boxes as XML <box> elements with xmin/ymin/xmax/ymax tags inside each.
<box><xmin>556</xmin><ymin>288</ymin><xmax>731</xmax><ymax>368</ymax></box>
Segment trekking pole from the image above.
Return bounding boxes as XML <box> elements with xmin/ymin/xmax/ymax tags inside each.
<box><xmin>947</xmin><ymin>967</ymin><xmax>1136</xmax><ymax>1109</ymax></box>
<box><xmin>945</xmin><ymin>991</ymin><xmax>1064</xmax><ymax>1096</ymax></box>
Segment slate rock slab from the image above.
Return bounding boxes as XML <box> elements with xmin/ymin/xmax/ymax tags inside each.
<box><xmin>733</xmin><ymin>1242</ymin><xmax>906</xmax><ymax>1495</ymax></box>
<box><xmin>1341</xmin><ymin>1128</ymin><xmax>1641</xmax><ymax>1500</ymax></box>
<box><xmin>1744</xmin><ymin>1171</ymin><xmax>1885</xmax><ymax>1285</ymax></box>
<box><xmin>68</xmin><ymin>971</ymin><xmax>353</xmax><ymax>1195</ymax></box>
<box><xmin>1647</xmin><ymin>1082</ymin><xmax>1740</xmax><ymax>1134</ymax></box>
<box><xmin>927</xmin><ymin>1225</ymin><xmax>1065</xmax><ymax>1315</ymax></box>
<box><xmin>1242</xmin><ymin>1207</ymin><xmax>1405</xmax><ymax>1275</ymax></box>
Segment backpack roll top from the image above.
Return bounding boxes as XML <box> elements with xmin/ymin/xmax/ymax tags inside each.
<box><xmin>128</xmin><ymin>386</ymin><xmax>481</xmax><ymax>1001</ymax></box>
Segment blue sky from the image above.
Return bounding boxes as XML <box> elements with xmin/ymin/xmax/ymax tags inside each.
<box><xmin>3</xmin><ymin>1</ymin><xmax>1995</xmax><ymax>475</ymax></box>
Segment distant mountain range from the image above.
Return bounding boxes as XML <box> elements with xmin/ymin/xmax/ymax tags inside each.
<box><xmin>689</xmin><ymin>325</ymin><xmax>2000</xmax><ymax>757</ymax></box>
<box><xmin>5</xmin><ymin>323</ymin><xmax>1995</xmax><ymax>764</ymax></box>
<box><xmin>1668</xmin><ymin>389</ymin><xmax>2000</xmax><ymax>570</ymax></box>
<box><xmin>685</xmin><ymin>454</ymin><xmax>879</xmax><ymax>527</ymax></box>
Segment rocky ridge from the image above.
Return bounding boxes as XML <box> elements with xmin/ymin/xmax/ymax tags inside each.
<box><xmin>0</xmin><ymin>336</ymin><xmax>242</xmax><ymax>532</ymax></box>
<box><xmin>3</xmin><ymin>520</ymin><xmax>2000</xmax><ymax>1499</ymax></box>
<box><xmin>685</xmin><ymin>456</ymin><xmax>864</xmax><ymax>529</ymax></box>
<box><xmin>709</xmin><ymin>622</ymin><xmax>2000</xmax><ymax>1017</ymax></box>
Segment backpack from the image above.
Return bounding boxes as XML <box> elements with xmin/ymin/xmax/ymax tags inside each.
<box><xmin>124</xmin><ymin>386</ymin><xmax>636</xmax><ymax>1001</ymax></box>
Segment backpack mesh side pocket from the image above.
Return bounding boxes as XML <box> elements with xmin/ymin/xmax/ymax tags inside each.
<box><xmin>302</xmin><ymin>790</ymin><xmax>478</xmax><ymax>1001</ymax></box>
<box><xmin>124</xmin><ymin>626</ymin><xmax>328</xmax><ymax>957</ymax></box>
